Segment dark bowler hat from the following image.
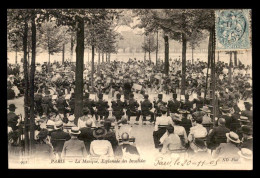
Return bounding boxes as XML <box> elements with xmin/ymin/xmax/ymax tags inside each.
<box><xmin>144</xmin><ymin>94</ymin><xmax>149</xmax><ymax>99</ymax></box>
<box><xmin>242</xmin><ymin>125</ymin><xmax>253</xmax><ymax>135</ymax></box>
<box><xmin>8</xmin><ymin>104</ymin><xmax>17</xmax><ymax>110</ymax></box>
<box><xmin>185</xmin><ymin>94</ymin><xmax>189</xmax><ymax>99</ymax></box>
<box><xmin>158</xmin><ymin>94</ymin><xmax>163</xmax><ymax>99</ymax></box>
<box><xmin>116</xmin><ymin>93</ymin><xmax>121</xmax><ymax>99</ymax></box>
<box><xmin>98</xmin><ymin>93</ymin><xmax>103</xmax><ymax>99</ymax></box>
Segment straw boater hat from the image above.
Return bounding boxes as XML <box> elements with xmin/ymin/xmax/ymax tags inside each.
<box><xmin>238</xmin><ymin>148</ymin><xmax>253</xmax><ymax>160</ymax></box>
<box><xmin>238</xmin><ymin>116</ymin><xmax>250</xmax><ymax>123</ymax></box>
<box><xmin>93</xmin><ymin>127</ymin><xmax>107</xmax><ymax>139</ymax></box>
<box><xmin>200</xmin><ymin>106</ymin><xmax>211</xmax><ymax>113</ymax></box>
<box><xmin>226</xmin><ymin>132</ymin><xmax>240</xmax><ymax>143</ymax></box>
<box><xmin>54</xmin><ymin>120</ymin><xmax>63</xmax><ymax>130</ymax></box>
<box><xmin>69</xmin><ymin>127</ymin><xmax>81</xmax><ymax>135</ymax></box>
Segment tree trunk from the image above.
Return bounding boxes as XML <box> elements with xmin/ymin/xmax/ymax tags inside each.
<box><xmin>191</xmin><ymin>47</ymin><xmax>194</xmax><ymax>64</ymax></box>
<box><xmin>91</xmin><ymin>45</ymin><xmax>95</xmax><ymax>91</ymax></box>
<box><xmin>74</xmin><ymin>17</ymin><xmax>84</xmax><ymax>125</ymax></box>
<box><xmin>164</xmin><ymin>34</ymin><xmax>169</xmax><ymax>76</ymax></box>
<box><xmin>149</xmin><ymin>51</ymin><xmax>151</xmax><ymax>62</ymax></box>
<box><xmin>228</xmin><ymin>52</ymin><xmax>233</xmax><ymax>84</ymax></box>
<box><xmin>30</xmin><ymin>14</ymin><xmax>36</xmax><ymax>153</ymax></box>
<box><xmin>15</xmin><ymin>47</ymin><xmax>18</xmax><ymax>64</ymax></box>
<box><xmin>144</xmin><ymin>51</ymin><xmax>146</xmax><ymax>61</ymax></box>
<box><xmin>102</xmin><ymin>52</ymin><xmax>104</xmax><ymax>63</ymax></box>
<box><xmin>217</xmin><ymin>51</ymin><xmax>219</xmax><ymax>62</ymax></box>
<box><xmin>204</xmin><ymin>27</ymin><xmax>213</xmax><ymax>104</ymax></box>
<box><xmin>27</xmin><ymin>44</ymin><xmax>30</xmax><ymax>73</ymax></box>
<box><xmin>105</xmin><ymin>53</ymin><xmax>107</xmax><ymax>62</ymax></box>
<box><xmin>22</xmin><ymin>21</ymin><xmax>29</xmax><ymax>156</ymax></box>
<box><xmin>108</xmin><ymin>53</ymin><xmax>110</xmax><ymax>63</ymax></box>
<box><xmin>181</xmin><ymin>33</ymin><xmax>187</xmax><ymax>95</ymax></box>
<box><xmin>62</xmin><ymin>43</ymin><xmax>65</xmax><ymax>64</ymax></box>
<box><xmin>234</xmin><ymin>51</ymin><xmax>237</xmax><ymax>66</ymax></box>
<box><xmin>156</xmin><ymin>30</ymin><xmax>158</xmax><ymax>65</ymax></box>
<box><xmin>71</xmin><ymin>33</ymin><xmax>74</xmax><ymax>63</ymax></box>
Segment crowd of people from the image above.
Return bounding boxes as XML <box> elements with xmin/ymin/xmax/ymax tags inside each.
<box><xmin>8</xmin><ymin>57</ymin><xmax>252</xmax><ymax>164</ymax></box>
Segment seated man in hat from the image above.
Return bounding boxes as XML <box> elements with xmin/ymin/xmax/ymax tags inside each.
<box><xmin>68</xmin><ymin>93</ymin><xmax>75</xmax><ymax>115</ymax></box>
<box><xmin>140</xmin><ymin>94</ymin><xmax>155</xmax><ymax>124</ymax></box>
<box><xmin>167</xmin><ymin>93</ymin><xmax>180</xmax><ymax>115</ymax></box>
<box><xmin>180</xmin><ymin>94</ymin><xmax>193</xmax><ymax>114</ymax></box>
<box><xmin>78</xmin><ymin>119</ymin><xmax>96</xmax><ymax>154</ymax></box>
<box><xmin>89</xmin><ymin>127</ymin><xmax>114</xmax><ymax>158</ymax></box>
<box><xmin>153</xmin><ymin>94</ymin><xmax>167</xmax><ymax>120</ymax></box>
<box><xmin>188</xmin><ymin>112</ymin><xmax>208</xmax><ymax>144</ymax></box>
<box><xmin>207</xmin><ymin>118</ymin><xmax>230</xmax><ymax>150</ymax></box>
<box><xmin>83</xmin><ymin>92</ymin><xmax>96</xmax><ymax>117</ymax></box>
<box><xmin>212</xmin><ymin>131</ymin><xmax>241</xmax><ymax>160</ymax></box>
<box><xmin>51</xmin><ymin>121</ymin><xmax>71</xmax><ymax>158</ymax></box>
<box><xmin>34</xmin><ymin>91</ymin><xmax>43</xmax><ymax>116</ymax></box>
<box><xmin>161</xmin><ymin>125</ymin><xmax>183</xmax><ymax>155</ymax></box>
<box><xmin>126</xmin><ymin>93</ymin><xmax>141</xmax><ymax>125</ymax></box>
<box><xmin>111</xmin><ymin>93</ymin><xmax>126</xmax><ymax>122</ymax></box>
<box><xmin>95</xmin><ymin>93</ymin><xmax>109</xmax><ymax>121</ymax></box>
<box><xmin>241</xmin><ymin>102</ymin><xmax>253</xmax><ymax>125</ymax></box>
<box><xmin>218</xmin><ymin>105</ymin><xmax>232</xmax><ymax>130</ymax></box>
<box><xmin>114</xmin><ymin>132</ymin><xmax>140</xmax><ymax>159</ymax></box>
<box><xmin>153</xmin><ymin>106</ymin><xmax>174</xmax><ymax>149</ymax></box>
<box><xmin>56</xmin><ymin>91</ymin><xmax>68</xmax><ymax>116</ymax></box>
<box><xmin>7</xmin><ymin>104</ymin><xmax>20</xmax><ymax>131</ymax></box>
<box><xmin>192</xmin><ymin>91</ymin><xmax>204</xmax><ymax>112</ymax></box>
<box><xmin>240</xmin><ymin>126</ymin><xmax>253</xmax><ymax>151</ymax></box>
<box><xmin>41</xmin><ymin>90</ymin><xmax>53</xmax><ymax>115</ymax></box>
<box><xmin>34</xmin><ymin>129</ymin><xmax>55</xmax><ymax>162</ymax></box>
<box><xmin>61</xmin><ymin>127</ymin><xmax>88</xmax><ymax>159</ymax></box>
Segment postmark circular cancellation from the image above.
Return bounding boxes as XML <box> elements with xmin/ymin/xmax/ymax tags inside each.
<box><xmin>215</xmin><ymin>9</ymin><xmax>251</xmax><ymax>50</ymax></box>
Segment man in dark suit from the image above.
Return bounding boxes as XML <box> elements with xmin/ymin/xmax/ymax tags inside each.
<box><xmin>112</xmin><ymin>93</ymin><xmax>126</xmax><ymax>122</ymax></box>
<box><xmin>83</xmin><ymin>92</ymin><xmax>96</xmax><ymax>117</ymax></box>
<box><xmin>78</xmin><ymin>119</ymin><xmax>95</xmax><ymax>154</ymax></box>
<box><xmin>41</xmin><ymin>90</ymin><xmax>53</xmax><ymax>115</ymax></box>
<box><xmin>95</xmin><ymin>93</ymin><xmax>109</xmax><ymax>121</ymax></box>
<box><xmin>50</xmin><ymin>121</ymin><xmax>71</xmax><ymax>158</ymax></box>
<box><xmin>167</xmin><ymin>93</ymin><xmax>180</xmax><ymax>115</ymax></box>
<box><xmin>192</xmin><ymin>91</ymin><xmax>204</xmax><ymax>112</ymax></box>
<box><xmin>180</xmin><ymin>94</ymin><xmax>193</xmax><ymax>113</ymax></box>
<box><xmin>207</xmin><ymin>118</ymin><xmax>230</xmax><ymax>150</ymax></box>
<box><xmin>68</xmin><ymin>93</ymin><xmax>75</xmax><ymax>115</ymax></box>
<box><xmin>153</xmin><ymin>94</ymin><xmax>167</xmax><ymax>119</ymax></box>
<box><xmin>218</xmin><ymin>105</ymin><xmax>232</xmax><ymax>129</ymax></box>
<box><xmin>126</xmin><ymin>93</ymin><xmax>141</xmax><ymax>124</ymax></box>
<box><xmin>56</xmin><ymin>91</ymin><xmax>68</xmax><ymax>116</ymax></box>
<box><xmin>241</xmin><ymin>102</ymin><xmax>253</xmax><ymax>124</ymax></box>
<box><xmin>7</xmin><ymin>104</ymin><xmax>20</xmax><ymax>131</ymax></box>
<box><xmin>141</xmin><ymin>94</ymin><xmax>154</xmax><ymax>124</ymax></box>
<box><xmin>240</xmin><ymin>125</ymin><xmax>253</xmax><ymax>151</ymax></box>
<box><xmin>34</xmin><ymin>90</ymin><xmax>43</xmax><ymax>116</ymax></box>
